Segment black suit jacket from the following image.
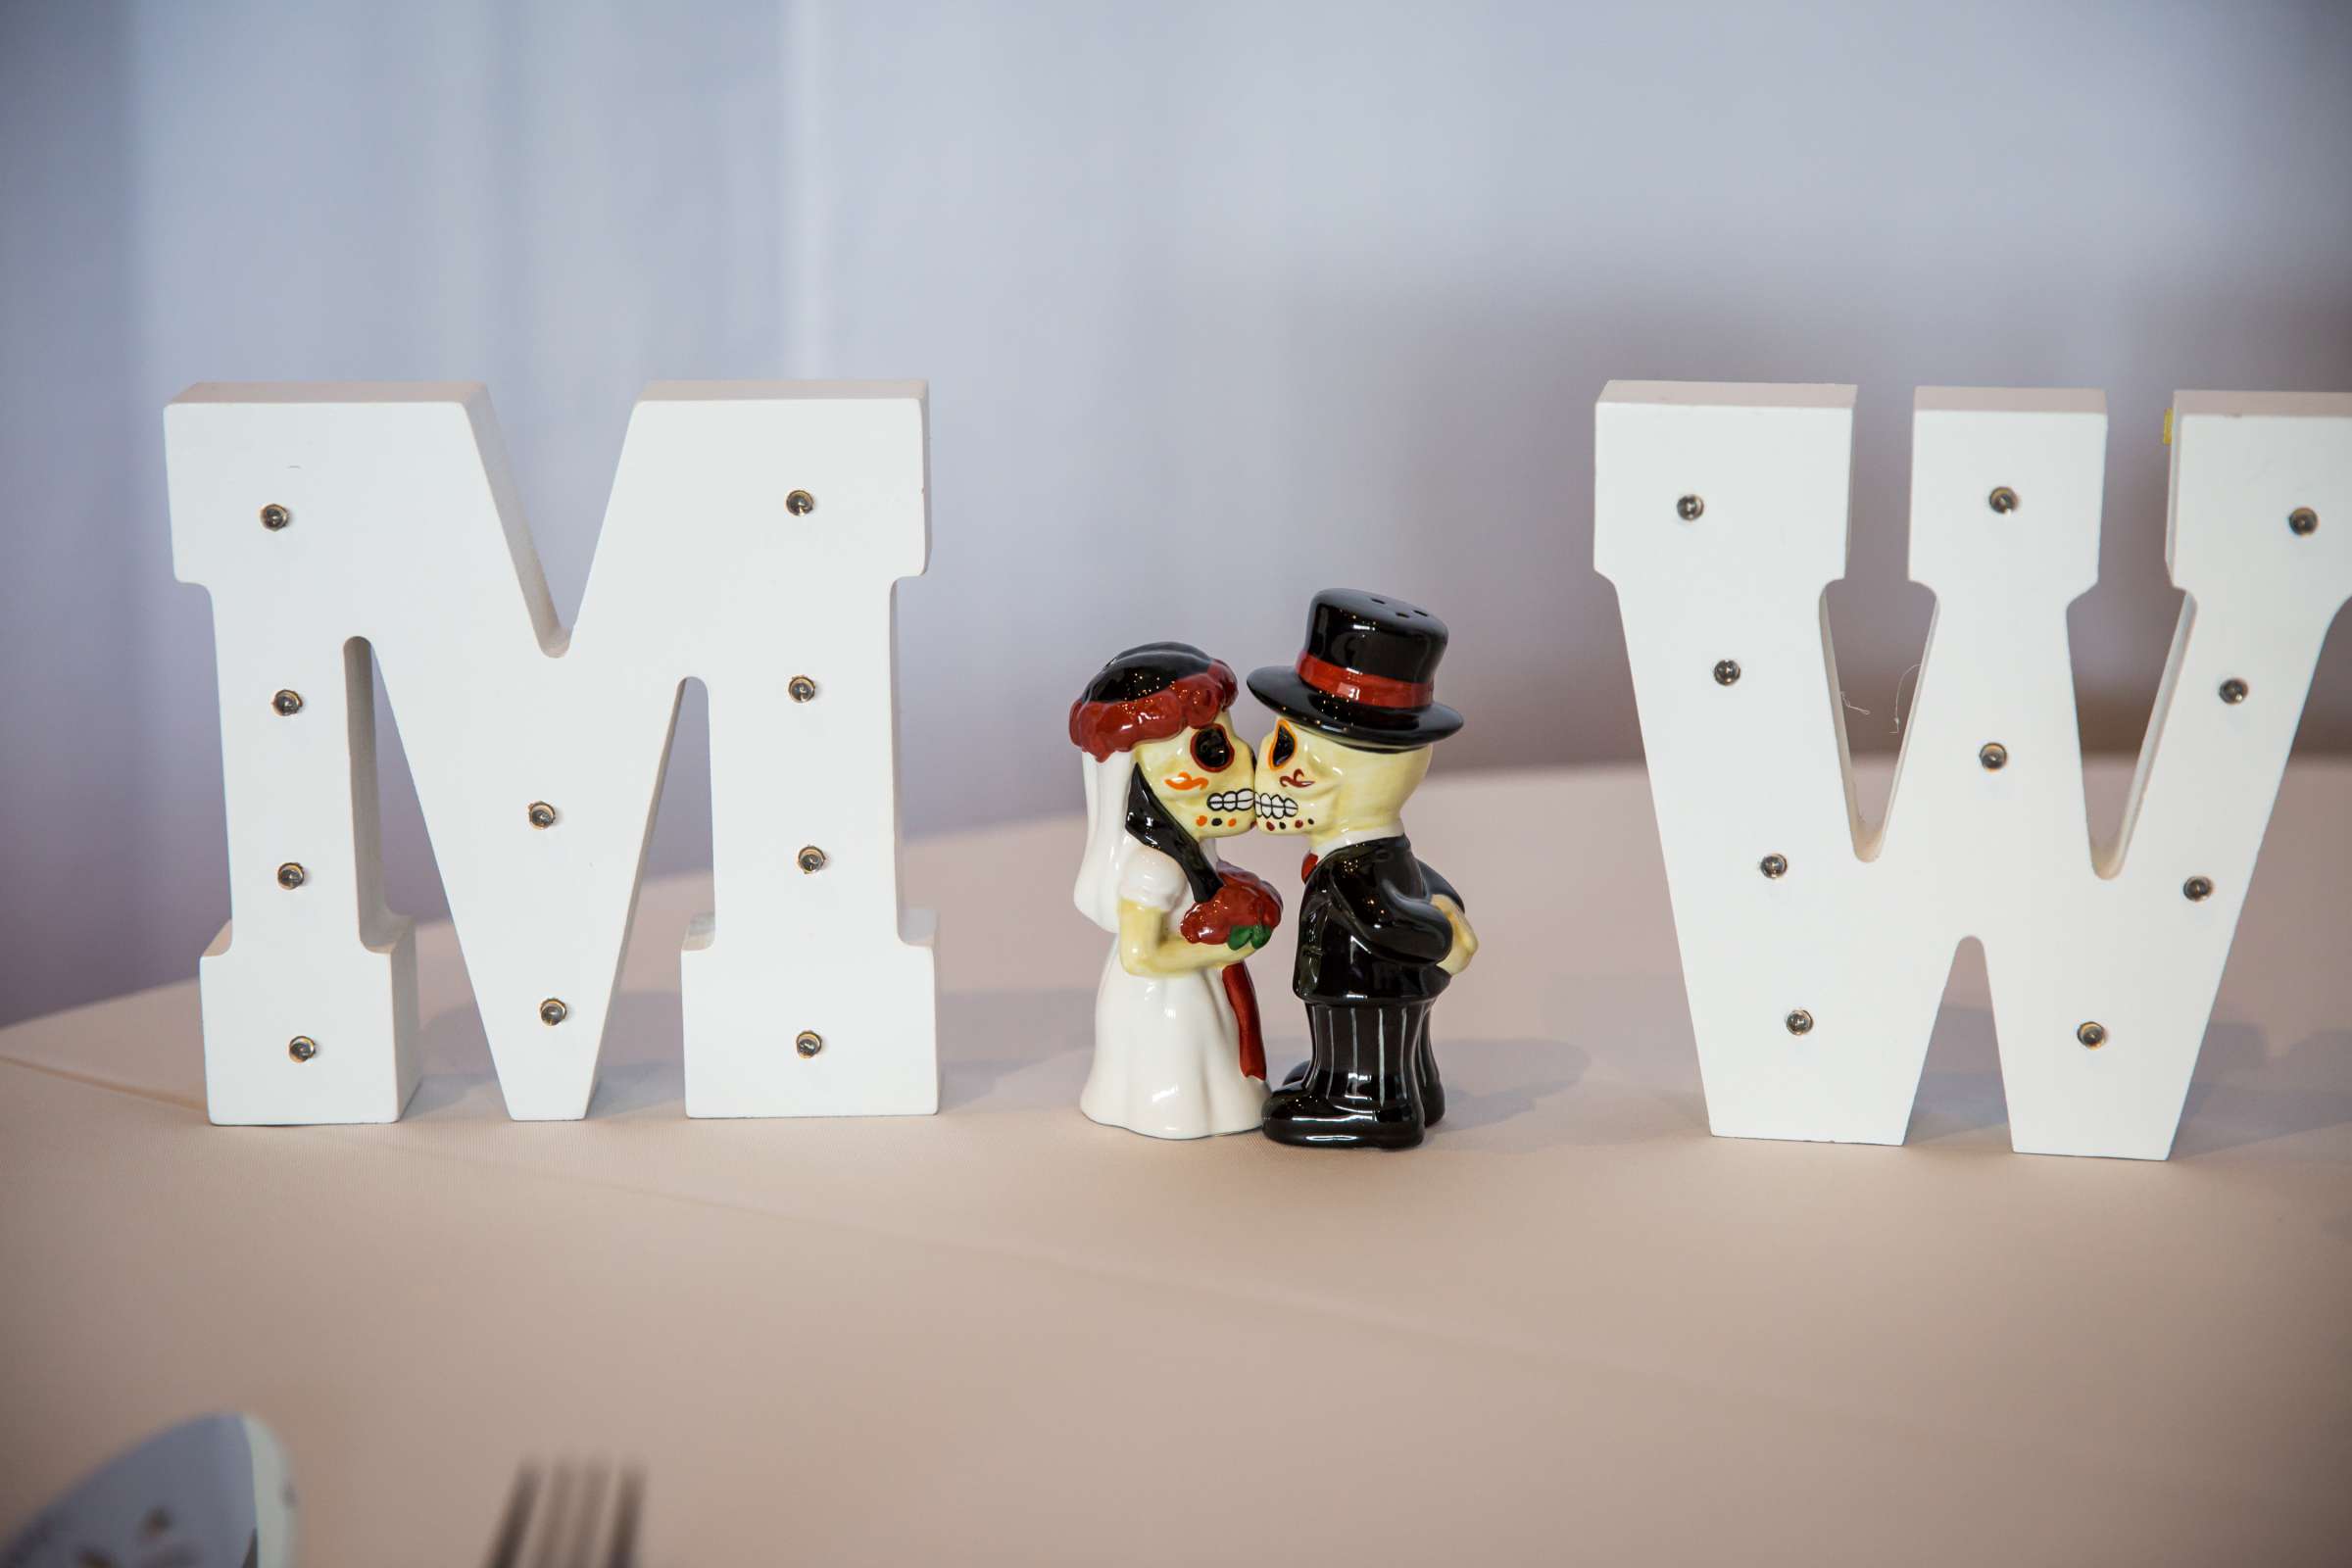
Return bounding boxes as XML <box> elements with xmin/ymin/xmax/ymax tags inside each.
<box><xmin>1293</xmin><ymin>834</ymin><xmax>1463</xmax><ymax>1004</ymax></box>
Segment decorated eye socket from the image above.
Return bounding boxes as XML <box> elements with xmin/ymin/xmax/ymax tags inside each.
<box><xmin>1269</xmin><ymin>723</ymin><xmax>1296</xmax><ymax>766</ymax></box>
<box><xmin>1191</xmin><ymin>725</ymin><xmax>1234</xmax><ymax>771</ymax></box>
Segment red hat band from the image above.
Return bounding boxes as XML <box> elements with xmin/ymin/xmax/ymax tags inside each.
<box><xmin>1295</xmin><ymin>652</ymin><xmax>1433</xmax><ymax>710</ymax></box>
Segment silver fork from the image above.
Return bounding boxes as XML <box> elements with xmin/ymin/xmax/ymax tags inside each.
<box><xmin>481</xmin><ymin>1462</ymin><xmax>644</xmax><ymax>1568</ymax></box>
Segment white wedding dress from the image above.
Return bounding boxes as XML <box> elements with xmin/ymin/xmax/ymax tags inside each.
<box><xmin>1080</xmin><ymin>842</ymin><xmax>1268</xmax><ymax>1140</ymax></box>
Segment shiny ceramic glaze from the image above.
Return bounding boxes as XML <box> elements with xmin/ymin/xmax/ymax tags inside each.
<box><xmin>1069</xmin><ymin>645</ymin><xmax>1281</xmax><ymax>1138</ymax></box>
<box><xmin>1247</xmin><ymin>591</ymin><xmax>1477</xmax><ymax>1150</ymax></box>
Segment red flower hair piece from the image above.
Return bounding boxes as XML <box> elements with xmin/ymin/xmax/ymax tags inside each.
<box><xmin>1068</xmin><ymin>662</ymin><xmax>1238</xmax><ymax>760</ymax></box>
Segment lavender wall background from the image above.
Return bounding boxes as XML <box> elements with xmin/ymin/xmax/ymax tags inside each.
<box><xmin>4</xmin><ymin>0</ymin><xmax>2350</xmax><ymax>1027</ymax></box>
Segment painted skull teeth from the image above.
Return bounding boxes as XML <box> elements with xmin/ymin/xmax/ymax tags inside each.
<box><xmin>1204</xmin><ymin>789</ymin><xmax>1254</xmax><ymax>815</ymax></box>
<box><xmin>1256</xmin><ymin>792</ymin><xmax>1299</xmax><ymax>819</ymax></box>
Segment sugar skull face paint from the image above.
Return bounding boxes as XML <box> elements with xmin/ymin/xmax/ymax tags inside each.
<box><xmin>1249</xmin><ymin>719</ymin><xmax>1342</xmax><ymax>833</ymax></box>
<box><xmin>1136</xmin><ymin>712</ymin><xmax>1256</xmax><ymax>837</ymax></box>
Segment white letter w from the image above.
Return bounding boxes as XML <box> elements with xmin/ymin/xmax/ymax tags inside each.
<box><xmin>1596</xmin><ymin>385</ymin><xmax>2349</xmax><ymax>1158</ymax></box>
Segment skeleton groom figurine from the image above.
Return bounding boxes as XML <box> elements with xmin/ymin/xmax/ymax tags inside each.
<box><xmin>1071</xmin><ymin>644</ymin><xmax>1284</xmax><ymax>1139</ymax></box>
<box><xmin>1250</xmin><ymin>591</ymin><xmax>1477</xmax><ymax>1149</ymax></box>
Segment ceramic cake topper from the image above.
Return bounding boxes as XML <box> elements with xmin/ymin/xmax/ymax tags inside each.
<box><xmin>1250</xmin><ymin>590</ymin><xmax>1477</xmax><ymax>1150</ymax></box>
<box><xmin>1070</xmin><ymin>644</ymin><xmax>1284</xmax><ymax>1139</ymax></box>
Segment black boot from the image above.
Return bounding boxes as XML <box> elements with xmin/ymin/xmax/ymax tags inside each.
<box><xmin>1262</xmin><ymin>1003</ymin><xmax>1428</xmax><ymax>1151</ymax></box>
<box><xmin>1283</xmin><ymin>1022</ymin><xmax>1444</xmax><ymax>1123</ymax></box>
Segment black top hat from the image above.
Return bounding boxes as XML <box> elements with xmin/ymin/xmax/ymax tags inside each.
<box><xmin>1248</xmin><ymin>589</ymin><xmax>1462</xmax><ymax>751</ymax></box>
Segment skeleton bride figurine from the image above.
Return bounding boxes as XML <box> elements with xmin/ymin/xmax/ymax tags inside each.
<box><xmin>1070</xmin><ymin>644</ymin><xmax>1284</xmax><ymax>1139</ymax></box>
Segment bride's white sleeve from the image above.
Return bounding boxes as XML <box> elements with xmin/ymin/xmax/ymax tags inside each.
<box><xmin>1116</xmin><ymin>846</ymin><xmax>1186</xmax><ymax>912</ymax></box>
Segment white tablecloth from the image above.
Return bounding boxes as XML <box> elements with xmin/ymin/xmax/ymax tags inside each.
<box><xmin>4</xmin><ymin>760</ymin><xmax>2348</xmax><ymax>1563</ymax></box>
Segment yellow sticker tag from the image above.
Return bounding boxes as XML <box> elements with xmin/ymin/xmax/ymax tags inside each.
<box><xmin>2161</xmin><ymin>407</ymin><xmax>2174</xmax><ymax>446</ymax></box>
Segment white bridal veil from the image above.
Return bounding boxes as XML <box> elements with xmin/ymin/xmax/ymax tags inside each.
<box><xmin>1072</xmin><ymin>749</ymin><xmax>1140</xmax><ymax>934</ymax></box>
